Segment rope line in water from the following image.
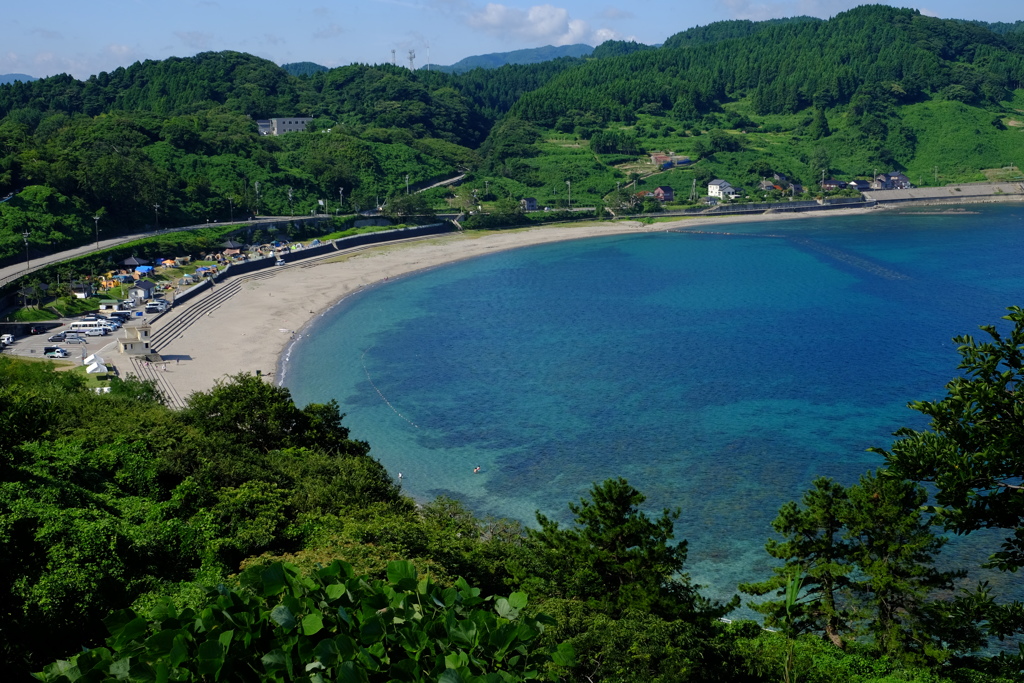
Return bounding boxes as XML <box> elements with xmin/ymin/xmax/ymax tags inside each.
<box><xmin>668</xmin><ymin>229</ymin><xmax>909</xmax><ymax>280</ymax></box>
<box><xmin>361</xmin><ymin>349</ymin><xmax>419</xmax><ymax>428</ymax></box>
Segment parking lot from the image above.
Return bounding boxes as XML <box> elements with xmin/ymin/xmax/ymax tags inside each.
<box><xmin>0</xmin><ymin>315</ymin><xmax>147</xmax><ymax>361</ymax></box>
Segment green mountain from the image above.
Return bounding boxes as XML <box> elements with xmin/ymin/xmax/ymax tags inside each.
<box><xmin>0</xmin><ymin>5</ymin><xmax>1022</xmax><ymax>266</ymax></box>
<box><xmin>281</xmin><ymin>61</ymin><xmax>329</xmax><ymax>76</ymax></box>
<box><xmin>0</xmin><ymin>73</ymin><xmax>36</xmax><ymax>85</ymax></box>
<box><xmin>430</xmin><ymin>43</ymin><xmax>593</xmax><ymax>73</ymax></box>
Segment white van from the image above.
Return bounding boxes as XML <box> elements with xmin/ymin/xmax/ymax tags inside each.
<box><xmin>69</xmin><ymin>321</ymin><xmax>110</xmax><ymax>335</ymax></box>
<box><xmin>1</xmin><ymin>333</ymin><xmax>14</xmax><ymax>345</ymax></box>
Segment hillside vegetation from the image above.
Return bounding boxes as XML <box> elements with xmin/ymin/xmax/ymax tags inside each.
<box><xmin>6</xmin><ymin>305</ymin><xmax>1024</xmax><ymax>680</ymax></box>
<box><xmin>2</xmin><ymin>5</ymin><xmax>1023</xmax><ymax>270</ymax></box>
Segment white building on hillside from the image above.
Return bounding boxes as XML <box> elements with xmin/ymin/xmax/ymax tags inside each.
<box><xmin>270</xmin><ymin>117</ymin><xmax>312</xmax><ymax>135</ymax></box>
<box><xmin>708</xmin><ymin>179</ymin><xmax>739</xmax><ymax>199</ymax></box>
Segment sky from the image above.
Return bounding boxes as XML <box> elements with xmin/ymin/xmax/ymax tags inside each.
<box><xmin>1</xmin><ymin>1</ymin><xmax>1019</xmax><ymax>80</ymax></box>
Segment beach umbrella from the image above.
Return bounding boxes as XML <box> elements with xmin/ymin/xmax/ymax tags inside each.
<box><xmin>122</xmin><ymin>256</ymin><xmax>150</xmax><ymax>267</ymax></box>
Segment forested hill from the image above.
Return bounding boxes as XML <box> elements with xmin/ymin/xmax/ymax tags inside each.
<box><xmin>1</xmin><ymin>4</ymin><xmax>1023</xmax><ymax>266</ymax></box>
<box><xmin>430</xmin><ymin>44</ymin><xmax>593</xmax><ymax>73</ymax></box>
<box><xmin>509</xmin><ymin>5</ymin><xmax>1024</xmax><ymax>126</ymax></box>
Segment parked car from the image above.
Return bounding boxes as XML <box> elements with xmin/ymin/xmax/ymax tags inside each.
<box><xmin>28</xmin><ymin>325</ymin><xmax>43</xmax><ymax>334</ymax></box>
<box><xmin>43</xmin><ymin>347</ymin><xmax>69</xmax><ymax>358</ymax></box>
<box><xmin>47</xmin><ymin>332</ymin><xmax>66</xmax><ymax>342</ymax></box>
<box><xmin>63</xmin><ymin>335</ymin><xmax>85</xmax><ymax>344</ymax></box>
<box><xmin>85</xmin><ymin>328</ymin><xmax>107</xmax><ymax>337</ymax></box>
<box><xmin>2</xmin><ymin>333</ymin><xmax>15</xmax><ymax>345</ymax></box>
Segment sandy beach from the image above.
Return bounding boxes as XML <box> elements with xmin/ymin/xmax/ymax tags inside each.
<box><xmin>146</xmin><ymin>206</ymin><xmax>887</xmax><ymax>402</ymax></box>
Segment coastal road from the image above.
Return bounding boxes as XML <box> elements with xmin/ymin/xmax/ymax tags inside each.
<box><xmin>0</xmin><ymin>215</ymin><xmax>294</xmax><ymax>289</ymax></box>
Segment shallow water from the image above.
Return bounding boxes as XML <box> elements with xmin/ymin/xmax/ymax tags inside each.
<box><xmin>285</xmin><ymin>205</ymin><xmax>1024</xmax><ymax>605</ymax></box>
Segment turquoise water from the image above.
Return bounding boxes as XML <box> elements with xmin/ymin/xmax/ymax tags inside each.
<box><xmin>284</xmin><ymin>205</ymin><xmax>1024</xmax><ymax>604</ymax></box>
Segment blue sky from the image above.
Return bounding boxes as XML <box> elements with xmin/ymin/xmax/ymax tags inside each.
<box><xmin>1</xmin><ymin>1</ymin><xmax>1018</xmax><ymax>80</ymax></box>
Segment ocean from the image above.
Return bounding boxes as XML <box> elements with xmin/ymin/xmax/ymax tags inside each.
<box><xmin>284</xmin><ymin>204</ymin><xmax>1024</xmax><ymax>605</ymax></box>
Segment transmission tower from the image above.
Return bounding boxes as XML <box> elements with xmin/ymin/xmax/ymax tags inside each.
<box><xmin>391</xmin><ymin>49</ymin><xmax>396</xmax><ymax>66</ymax></box>
<box><xmin>408</xmin><ymin>49</ymin><xmax>415</xmax><ymax>71</ymax></box>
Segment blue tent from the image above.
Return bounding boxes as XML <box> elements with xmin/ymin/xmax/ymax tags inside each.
<box><xmin>135</xmin><ymin>265</ymin><xmax>154</xmax><ymax>274</ymax></box>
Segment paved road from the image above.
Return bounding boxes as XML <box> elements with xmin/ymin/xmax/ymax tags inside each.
<box><xmin>0</xmin><ymin>216</ymin><xmax>296</xmax><ymax>289</ymax></box>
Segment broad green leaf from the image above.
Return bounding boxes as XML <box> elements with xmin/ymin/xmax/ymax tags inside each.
<box><xmin>386</xmin><ymin>560</ymin><xmax>418</xmax><ymax>590</ymax></box>
<box><xmin>149</xmin><ymin>597</ymin><xmax>178</xmax><ymax>623</ymax></box>
<box><xmin>110</xmin><ymin>616</ymin><xmax>149</xmax><ymax>650</ymax></box>
<box><xmin>325</xmin><ymin>584</ymin><xmax>346</xmax><ymax>601</ymax></box>
<box><xmin>169</xmin><ymin>634</ymin><xmax>190</xmax><ymax>668</ymax></box>
<box><xmin>218</xmin><ymin>629</ymin><xmax>234</xmax><ymax>650</ymax></box>
<box><xmin>108</xmin><ymin>658</ymin><xmax>131</xmax><ymax>679</ymax></box>
<box><xmin>314</xmin><ymin>638</ymin><xmax>340</xmax><ymax>667</ymax></box>
<box><xmin>338</xmin><ymin>660</ymin><xmax>369</xmax><ymax>683</ymax></box>
<box><xmin>302</xmin><ymin>612</ymin><xmax>324</xmax><ymax>636</ymax></box>
<box><xmin>337</xmin><ymin>605</ymin><xmax>353</xmax><ymax>628</ymax></box>
<box><xmin>102</xmin><ymin>610</ymin><xmax>136</xmax><ymax>637</ymax></box>
<box><xmin>144</xmin><ymin>629</ymin><xmax>178</xmax><ymax>657</ymax></box>
<box><xmin>507</xmin><ymin>592</ymin><xmax>528</xmax><ymax>611</ymax></box>
<box><xmin>197</xmin><ymin>638</ymin><xmax>224</xmax><ymax>677</ymax></box>
<box><xmin>551</xmin><ymin>641</ymin><xmax>575</xmax><ymax>667</ymax></box>
<box><xmin>270</xmin><ymin>604</ymin><xmax>296</xmax><ymax>630</ymax></box>
<box><xmin>439</xmin><ymin>669</ymin><xmax>465</xmax><ymax>683</ymax></box>
<box><xmin>261</xmin><ymin>563</ymin><xmax>288</xmax><ymax>596</ymax></box>
<box><xmin>449</xmin><ymin>619</ymin><xmax>478</xmax><ymax>647</ymax></box>
<box><xmin>261</xmin><ymin>649</ymin><xmax>288</xmax><ymax>672</ymax></box>
<box><xmin>444</xmin><ymin>651</ymin><xmax>468</xmax><ymax>670</ymax></box>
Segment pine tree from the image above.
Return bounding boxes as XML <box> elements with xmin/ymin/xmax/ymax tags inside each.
<box><xmin>843</xmin><ymin>471</ymin><xmax>964</xmax><ymax>661</ymax></box>
<box><xmin>740</xmin><ymin>477</ymin><xmax>852</xmax><ymax>647</ymax></box>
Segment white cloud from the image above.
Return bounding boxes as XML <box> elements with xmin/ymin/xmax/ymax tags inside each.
<box><xmin>175</xmin><ymin>31</ymin><xmax>215</xmax><ymax>51</ymax></box>
<box><xmin>720</xmin><ymin>0</ymin><xmax>858</xmax><ymax>22</ymax></box>
<box><xmin>313</xmin><ymin>23</ymin><xmax>344</xmax><ymax>39</ymax></box>
<box><xmin>31</xmin><ymin>28</ymin><xmax>62</xmax><ymax>41</ymax></box>
<box><xmin>918</xmin><ymin>7</ymin><xmax>939</xmax><ymax>17</ymax></box>
<box><xmin>467</xmin><ymin>3</ymin><xmax>618</xmax><ymax>45</ymax></box>
<box><xmin>600</xmin><ymin>7</ymin><xmax>634</xmax><ymax>21</ymax></box>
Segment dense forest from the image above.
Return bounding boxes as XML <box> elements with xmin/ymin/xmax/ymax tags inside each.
<box><xmin>1</xmin><ymin>6</ymin><xmax>1024</xmax><ymax>269</ymax></box>
<box><xmin>2</xmin><ymin>9</ymin><xmax>1024</xmax><ymax>677</ymax></box>
<box><xmin>4</xmin><ymin>307</ymin><xmax>1024</xmax><ymax>681</ymax></box>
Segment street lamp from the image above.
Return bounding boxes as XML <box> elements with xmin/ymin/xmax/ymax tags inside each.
<box><xmin>93</xmin><ymin>214</ymin><xmax>100</xmax><ymax>250</ymax></box>
<box><xmin>21</xmin><ymin>230</ymin><xmax>30</xmax><ymax>270</ymax></box>
<box><xmin>254</xmin><ymin>181</ymin><xmax>261</xmax><ymax>216</ymax></box>
<box><xmin>153</xmin><ymin>203</ymin><xmax>160</xmax><ymax>231</ymax></box>
<box><xmin>338</xmin><ymin>187</ymin><xmax>344</xmax><ymax>213</ymax></box>
<box><xmin>228</xmin><ymin>197</ymin><xmax>234</xmax><ymax>222</ymax></box>
<box><xmin>287</xmin><ymin>187</ymin><xmax>293</xmax><ymax>216</ymax></box>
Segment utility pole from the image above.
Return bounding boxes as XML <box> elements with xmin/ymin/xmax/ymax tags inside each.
<box><xmin>254</xmin><ymin>181</ymin><xmax>261</xmax><ymax>216</ymax></box>
<box><xmin>93</xmin><ymin>214</ymin><xmax>101</xmax><ymax>250</ymax></box>
<box><xmin>406</xmin><ymin>174</ymin><xmax>410</xmax><ymax>194</ymax></box>
<box><xmin>391</xmin><ymin>49</ymin><xmax>396</xmax><ymax>66</ymax></box>
<box><xmin>934</xmin><ymin>166</ymin><xmax>939</xmax><ymax>185</ymax></box>
<box><xmin>287</xmin><ymin>187</ymin><xmax>293</xmax><ymax>216</ymax></box>
<box><xmin>339</xmin><ymin>187</ymin><xmax>344</xmax><ymax>213</ymax></box>
<box><xmin>408</xmin><ymin>49</ymin><xmax>415</xmax><ymax>71</ymax></box>
<box><xmin>153</xmin><ymin>203</ymin><xmax>160</xmax><ymax>231</ymax></box>
<box><xmin>21</xmin><ymin>230</ymin><xmax>30</xmax><ymax>270</ymax></box>
<box><xmin>566</xmin><ymin>179</ymin><xmax>571</xmax><ymax>209</ymax></box>
<box><xmin>228</xmin><ymin>197</ymin><xmax>234</xmax><ymax>222</ymax></box>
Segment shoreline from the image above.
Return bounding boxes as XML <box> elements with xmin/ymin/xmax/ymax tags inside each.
<box><xmin>144</xmin><ymin>200</ymin><xmax>1012</xmax><ymax>402</ymax></box>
